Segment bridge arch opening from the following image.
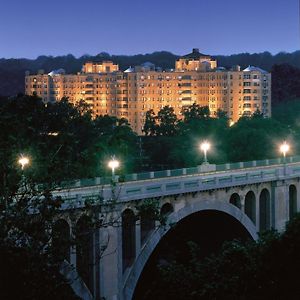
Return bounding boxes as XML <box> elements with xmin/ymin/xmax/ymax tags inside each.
<box><xmin>75</xmin><ymin>215</ymin><xmax>94</xmax><ymax>293</ymax></box>
<box><xmin>52</xmin><ymin>219</ymin><xmax>70</xmax><ymax>262</ymax></box>
<box><xmin>245</xmin><ymin>191</ymin><xmax>256</xmax><ymax>224</ymax></box>
<box><xmin>132</xmin><ymin>209</ymin><xmax>253</xmax><ymax>300</ymax></box>
<box><xmin>289</xmin><ymin>185</ymin><xmax>297</xmax><ymax>219</ymax></box>
<box><xmin>122</xmin><ymin>209</ymin><xmax>136</xmax><ymax>272</ymax></box>
<box><xmin>259</xmin><ymin>189</ymin><xmax>271</xmax><ymax>232</ymax></box>
<box><xmin>160</xmin><ymin>202</ymin><xmax>174</xmax><ymax>216</ymax></box>
<box><xmin>229</xmin><ymin>193</ymin><xmax>241</xmax><ymax>209</ymax></box>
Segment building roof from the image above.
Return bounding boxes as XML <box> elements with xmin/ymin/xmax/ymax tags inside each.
<box><xmin>48</xmin><ymin>68</ymin><xmax>65</xmax><ymax>76</ymax></box>
<box><xmin>243</xmin><ymin>65</ymin><xmax>268</xmax><ymax>73</ymax></box>
<box><xmin>180</xmin><ymin>48</ymin><xmax>211</xmax><ymax>60</ymax></box>
<box><xmin>124</xmin><ymin>66</ymin><xmax>134</xmax><ymax>73</ymax></box>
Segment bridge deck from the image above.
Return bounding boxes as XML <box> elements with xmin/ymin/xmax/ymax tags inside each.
<box><xmin>54</xmin><ymin>156</ymin><xmax>300</xmax><ymax>207</ymax></box>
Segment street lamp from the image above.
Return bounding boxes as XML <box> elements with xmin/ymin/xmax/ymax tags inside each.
<box><xmin>200</xmin><ymin>141</ymin><xmax>210</xmax><ymax>164</ymax></box>
<box><xmin>280</xmin><ymin>142</ymin><xmax>290</xmax><ymax>163</ymax></box>
<box><xmin>108</xmin><ymin>157</ymin><xmax>120</xmax><ymax>179</ymax></box>
<box><xmin>18</xmin><ymin>155</ymin><xmax>30</xmax><ymax>170</ymax></box>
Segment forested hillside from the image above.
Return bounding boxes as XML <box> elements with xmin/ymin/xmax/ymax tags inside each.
<box><xmin>1</xmin><ymin>50</ymin><xmax>300</xmax><ymax>103</ymax></box>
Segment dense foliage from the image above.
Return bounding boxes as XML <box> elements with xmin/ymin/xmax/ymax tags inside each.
<box><xmin>0</xmin><ymin>183</ymin><xmax>80</xmax><ymax>300</ymax></box>
<box><xmin>1</xmin><ymin>94</ymin><xmax>299</xmax><ymax>178</ymax></box>
<box><xmin>0</xmin><ymin>94</ymin><xmax>139</xmax><ymax>195</ymax></box>
<box><xmin>139</xmin><ymin>214</ymin><xmax>300</xmax><ymax>300</ymax></box>
<box><xmin>0</xmin><ymin>95</ymin><xmax>141</xmax><ymax>298</ymax></box>
<box><xmin>142</xmin><ymin>104</ymin><xmax>290</xmax><ymax>169</ymax></box>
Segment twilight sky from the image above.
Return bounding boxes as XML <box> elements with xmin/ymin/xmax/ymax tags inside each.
<box><xmin>0</xmin><ymin>0</ymin><xmax>299</xmax><ymax>58</ymax></box>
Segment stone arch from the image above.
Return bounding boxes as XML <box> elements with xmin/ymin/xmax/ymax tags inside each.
<box><xmin>122</xmin><ymin>208</ymin><xmax>136</xmax><ymax>272</ymax></box>
<box><xmin>245</xmin><ymin>191</ymin><xmax>256</xmax><ymax>224</ymax></box>
<box><xmin>75</xmin><ymin>215</ymin><xmax>94</xmax><ymax>293</ymax></box>
<box><xmin>52</xmin><ymin>218</ymin><xmax>71</xmax><ymax>262</ymax></box>
<box><xmin>289</xmin><ymin>184</ymin><xmax>297</xmax><ymax>219</ymax></box>
<box><xmin>229</xmin><ymin>193</ymin><xmax>241</xmax><ymax>209</ymax></box>
<box><xmin>259</xmin><ymin>188</ymin><xmax>271</xmax><ymax>232</ymax></box>
<box><xmin>160</xmin><ymin>202</ymin><xmax>174</xmax><ymax>216</ymax></box>
<box><xmin>123</xmin><ymin>200</ymin><xmax>257</xmax><ymax>300</ymax></box>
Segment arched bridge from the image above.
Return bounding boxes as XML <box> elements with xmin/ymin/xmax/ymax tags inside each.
<box><xmin>53</xmin><ymin>157</ymin><xmax>300</xmax><ymax>300</ymax></box>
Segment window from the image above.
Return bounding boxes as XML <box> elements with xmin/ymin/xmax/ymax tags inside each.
<box><xmin>243</xmin><ymin>103</ymin><xmax>251</xmax><ymax>108</ymax></box>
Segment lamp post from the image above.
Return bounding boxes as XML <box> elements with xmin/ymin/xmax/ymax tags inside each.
<box><xmin>17</xmin><ymin>155</ymin><xmax>30</xmax><ymax>193</ymax></box>
<box><xmin>200</xmin><ymin>141</ymin><xmax>210</xmax><ymax>164</ymax></box>
<box><xmin>108</xmin><ymin>157</ymin><xmax>120</xmax><ymax>180</ymax></box>
<box><xmin>280</xmin><ymin>142</ymin><xmax>290</xmax><ymax>163</ymax></box>
<box><xmin>18</xmin><ymin>155</ymin><xmax>30</xmax><ymax>170</ymax></box>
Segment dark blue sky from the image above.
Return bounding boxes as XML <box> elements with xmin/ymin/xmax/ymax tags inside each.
<box><xmin>0</xmin><ymin>0</ymin><xmax>299</xmax><ymax>58</ymax></box>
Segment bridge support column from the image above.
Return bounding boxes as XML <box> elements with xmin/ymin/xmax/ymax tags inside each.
<box><xmin>272</xmin><ymin>181</ymin><xmax>288</xmax><ymax>231</ymax></box>
<box><xmin>94</xmin><ymin>221</ymin><xmax>101</xmax><ymax>299</ymax></box>
<box><xmin>297</xmin><ymin>181</ymin><xmax>300</xmax><ymax>214</ymax></box>
<box><xmin>70</xmin><ymin>225</ymin><xmax>77</xmax><ymax>267</ymax></box>
<box><xmin>100</xmin><ymin>224</ymin><xmax>120</xmax><ymax>300</ymax></box>
<box><xmin>255</xmin><ymin>192</ymin><xmax>260</xmax><ymax>232</ymax></box>
<box><xmin>135</xmin><ymin>220</ymin><xmax>141</xmax><ymax>255</ymax></box>
<box><xmin>240</xmin><ymin>194</ymin><xmax>245</xmax><ymax>212</ymax></box>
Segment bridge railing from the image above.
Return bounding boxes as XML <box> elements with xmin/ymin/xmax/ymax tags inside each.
<box><xmin>60</xmin><ymin>155</ymin><xmax>300</xmax><ymax>189</ymax></box>
<box><xmin>57</xmin><ymin>161</ymin><xmax>300</xmax><ymax>208</ymax></box>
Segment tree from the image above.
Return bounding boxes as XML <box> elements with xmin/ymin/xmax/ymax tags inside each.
<box><xmin>143</xmin><ymin>109</ymin><xmax>157</xmax><ymax>136</ymax></box>
<box><xmin>0</xmin><ymin>95</ymin><xmax>142</xmax><ymax>298</ymax></box>
<box><xmin>156</xmin><ymin>106</ymin><xmax>178</xmax><ymax>136</ymax></box>
<box><xmin>0</xmin><ymin>173</ymin><xmax>79</xmax><ymax>299</ymax></box>
<box><xmin>224</xmin><ymin>115</ymin><xmax>289</xmax><ymax>162</ymax></box>
<box><xmin>271</xmin><ymin>64</ymin><xmax>300</xmax><ymax>103</ymax></box>
<box><xmin>182</xmin><ymin>103</ymin><xmax>210</xmax><ymax>122</ymax></box>
<box><xmin>93</xmin><ymin>114</ymin><xmax>139</xmax><ymax>176</ymax></box>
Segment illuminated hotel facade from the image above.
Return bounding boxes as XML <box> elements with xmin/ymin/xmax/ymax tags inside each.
<box><xmin>25</xmin><ymin>49</ymin><xmax>271</xmax><ymax>134</ymax></box>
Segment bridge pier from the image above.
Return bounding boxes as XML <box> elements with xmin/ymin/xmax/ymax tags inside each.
<box><xmin>272</xmin><ymin>181</ymin><xmax>289</xmax><ymax>231</ymax></box>
<box><xmin>135</xmin><ymin>221</ymin><xmax>141</xmax><ymax>257</ymax></box>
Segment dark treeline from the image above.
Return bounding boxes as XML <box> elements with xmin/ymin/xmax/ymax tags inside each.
<box><xmin>1</xmin><ymin>95</ymin><xmax>300</xmax><ymax>186</ymax></box>
<box><xmin>141</xmin><ymin>104</ymin><xmax>295</xmax><ymax>170</ymax></box>
<box><xmin>1</xmin><ymin>50</ymin><xmax>300</xmax><ymax>101</ymax></box>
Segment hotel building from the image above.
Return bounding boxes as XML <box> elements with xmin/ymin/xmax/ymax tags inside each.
<box><xmin>25</xmin><ymin>49</ymin><xmax>271</xmax><ymax>134</ymax></box>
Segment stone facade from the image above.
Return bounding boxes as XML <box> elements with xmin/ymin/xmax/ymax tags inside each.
<box><xmin>25</xmin><ymin>49</ymin><xmax>271</xmax><ymax>135</ymax></box>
